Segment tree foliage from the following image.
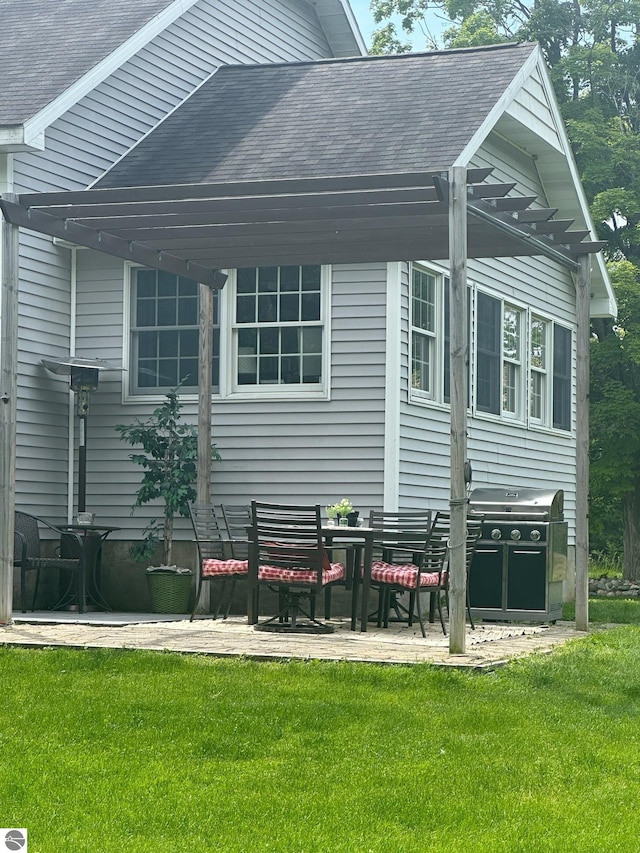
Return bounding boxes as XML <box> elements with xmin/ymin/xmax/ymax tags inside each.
<box><xmin>116</xmin><ymin>390</ymin><xmax>221</xmax><ymax>567</ymax></box>
<box><xmin>370</xmin><ymin>0</ymin><xmax>640</xmax><ymax>576</ymax></box>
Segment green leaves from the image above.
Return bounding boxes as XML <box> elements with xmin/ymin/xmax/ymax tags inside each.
<box><xmin>116</xmin><ymin>390</ymin><xmax>221</xmax><ymax>565</ymax></box>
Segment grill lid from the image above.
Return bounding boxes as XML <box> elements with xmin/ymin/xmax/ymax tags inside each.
<box><xmin>468</xmin><ymin>487</ymin><xmax>564</xmax><ymax>521</ymax></box>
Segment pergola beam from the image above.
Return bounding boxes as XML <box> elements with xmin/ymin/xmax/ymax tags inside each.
<box><xmin>0</xmin><ymin>199</ymin><xmax>226</xmax><ymax>289</ymax></box>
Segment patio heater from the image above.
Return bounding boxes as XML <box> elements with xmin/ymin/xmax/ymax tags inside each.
<box><xmin>41</xmin><ymin>357</ymin><xmax>123</xmax><ymax>514</ymax></box>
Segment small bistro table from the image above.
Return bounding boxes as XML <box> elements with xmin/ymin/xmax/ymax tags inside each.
<box><xmin>59</xmin><ymin>523</ymin><xmax>121</xmax><ymax>610</ymax></box>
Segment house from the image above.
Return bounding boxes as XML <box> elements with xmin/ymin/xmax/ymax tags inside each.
<box><xmin>0</xmin><ymin>0</ymin><xmax>614</xmax><ymax>616</ymax></box>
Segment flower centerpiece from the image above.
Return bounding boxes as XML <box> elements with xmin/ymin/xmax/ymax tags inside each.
<box><xmin>326</xmin><ymin>498</ymin><xmax>359</xmax><ymax>526</ymax></box>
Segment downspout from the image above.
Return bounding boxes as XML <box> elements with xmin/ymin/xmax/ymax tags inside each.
<box><xmin>383</xmin><ymin>262</ymin><xmax>402</xmax><ymax>511</ymax></box>
<box><xmin>574</xmin><ymin>254</ymin><xmax>591</xmax><ymax>631</ymax></box>
<box><xmin>67</xmin><ymin>248</ymin><xmax>77</xmax><ymax>523</ymax></box>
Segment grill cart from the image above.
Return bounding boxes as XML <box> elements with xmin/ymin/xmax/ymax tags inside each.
<box><xmin>468</xmin><ymin>487</ymin><xmax>568</xmax><ymax>622</ymax></box>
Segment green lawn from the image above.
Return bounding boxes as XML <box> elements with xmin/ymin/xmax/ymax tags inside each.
<box><xmin>3</xmin><ymin>615</ymin><xmax>640</xmax><ymax>852</ymax></box>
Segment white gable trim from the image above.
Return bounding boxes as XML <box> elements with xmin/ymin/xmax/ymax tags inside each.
<box><xmin>454</xmin><ymin>44</ymin><xmax>616</xmax><ymax>319</ymax></box>
<box><xmin>9</xmin><ymin>0</ymin><xmax>201</xmax><ymax>150</ymax></box>
<box><xmin>310</xmin><ymin>0</ymin><xmax>367</xmax><ymax>56</ymax></box>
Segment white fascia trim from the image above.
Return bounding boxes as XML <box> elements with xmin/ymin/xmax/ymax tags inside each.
<box><xmin>20</xmin><ymin>0</ymin><xmax>201</xmax><ymax>144</ymax></box>
<box><xmin>383</xmin><ymin>261</ymin><xmax>402</xmax><ymax>512</ymax></box>
<box><xmin>454</xmin><ymin>45</ymin><xmax>616</xmax><ymax>320</ymax></box>
<box><xmin>454</xmin><ymin>45</ymin><xmax>544</xmax><ymax>168</ymax></box>
<box><xmin>335</xmin><ymin>0</ymin><xmax>368</xmax><ymax>55</ymax></box>
<box><xmin>0</xmin><ymin>126</ymin><xmax>46</xmax><ymax>151</ymax></box>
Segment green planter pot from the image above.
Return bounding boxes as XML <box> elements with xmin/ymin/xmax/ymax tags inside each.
<box><xmin>146</xmin><ymin>567</ymin><xmax>193</xmax><ymax>614</ymax></box>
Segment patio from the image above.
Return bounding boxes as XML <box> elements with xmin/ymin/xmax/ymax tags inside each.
<box><xmin>2</xmin><ymin>611</ymin><xmax>577</xmax><ymax>669</ymax></box>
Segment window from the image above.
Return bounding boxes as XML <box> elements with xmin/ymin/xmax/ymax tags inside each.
<box><xmin>411</xmin><ymin>267</ymin><xmax>437</xmax><ymax>395</ymax></box>
<box><xmin>233</xmin><ymin>265</ymin><xmax>324</xmax><ymax>387</ymax></box>
<box><xmin>475</xmin><ymin>293</ymin><xmax>523</xmax><ymax>419</ymax></box>
<box><xmin>502</xmin><ymin>304</ymin><xmax>522</xmax><ymax>417</ymax></box>
<box><xmin>130</xmin><ymin>268</ymin><xmax>219</xmax><ymax>395</ymax></box>
<box><xmin>410</xmin><ymin>266</ymin><xmax>451</xmax><ymax>403</ymax></box>
<box><xmin>527</xmin><ymin>317</ymin><xmax>572</xmax><ymax>431</ymax></box>
<box><xmin>529</xmin><ymin>316</ymin><xmax>548</xmax><ymax>423</ymax></box>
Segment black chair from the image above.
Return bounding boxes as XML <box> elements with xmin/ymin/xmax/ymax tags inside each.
<box><xmin>248</xmin><ymin>501</ymin><xmax>345</xmax><ymax>634</ymax></box>
<box><xmin>370</xmin><ymin>510</ymin><xmax>447</xmax><ymax>636</ymax></box>
<box><xmin>220</xmin><ymin>504</ymin><xmax>251</xmax><ymax>562</ymax></box>
<box><xmin>367</xmin><ymin>510</ymin><xmax>433</xmax><ymax>625</ymax></box>
<box><xmin>15</xmin><ymin>511</ymin><xmax>85</xmax><ymax>613</ymax></box>
<box><xmin>430</xmin><ymin>512</ymin><xmax>483</xmax><ymax>631</ymax></box>
<box><xmin>188</xmin><ymin>503</ymin><xmax>248</xmax><ymax>621</ymax></box>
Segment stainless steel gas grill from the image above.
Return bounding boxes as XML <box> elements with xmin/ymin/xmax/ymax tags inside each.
<box><xmin>467</xmin><ymin>487</ymin><xmax>568</xmax><ymax>622</ymax></box>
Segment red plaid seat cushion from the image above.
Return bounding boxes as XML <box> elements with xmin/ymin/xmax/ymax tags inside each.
<box><xmin>370</xmin><ymin>560</ymin><xmax>446</xmax><ymax>589</ymax></box>
<box><xmin>202</xmin><ymin>558</ymin><xmax>249</xmax><ymax>577</ymax></box>
<box><xmin>258</xmin><ymin>562</ymin><xmax>345</xmax><ymax>585</ymax></box>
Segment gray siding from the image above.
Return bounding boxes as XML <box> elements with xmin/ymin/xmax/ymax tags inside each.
<box><xmin>76</xmin><ymin>254</ymin><xmax>389</xmax><ymax>539</ymax></box>
<box><xmin>10</xmin><ymin>0</ymin><xmax>334</xmax><ymax>520</ymax></box>
<box><xmin>397</xmin><ymin>131</ymin><xmax>578</xmax><ymax>539</ymax></box>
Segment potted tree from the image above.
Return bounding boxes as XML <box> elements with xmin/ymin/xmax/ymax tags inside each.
<box><xmin>116</xmin><ymin>389</ymin><xmax>221</xmax><ymax>613</ymax></box>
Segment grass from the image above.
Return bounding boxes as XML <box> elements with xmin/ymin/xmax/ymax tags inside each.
<box><xmin>3</xmin><ymin>623</ymin><xmax>640</xmax><ymax>852</ymax></box>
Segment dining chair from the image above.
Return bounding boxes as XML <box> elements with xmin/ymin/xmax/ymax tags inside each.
<box><xmin>188</xmin><ymin>503</ymin><xmax>249</xmax><ymax>621</ymax></box>
<box><xmin>370</xmin><ymin>510</ymin><xmax>447</xmax><ymax>636</ymax></box>
<box><xmin>367</xmin><ymin>510</ymin><xmax>433</xmax><ymax>625</ymax></box>
<box><xmin>430</xmin><ymin>512</ymin><xmax>483</xmax><ymax>630</ymax></box>
<box><xmin>248</xmin><ymin>501</ymin><xmax>345</xmax><ymax>634</ymax></box>
<box><xmin>220</xmin><ymin>504</ymin><xmax>251</xmax><ymax>561</ymax></box>
<box><xmin>15</xmin><ymin>510</ymin><xmax>86</xmax><ymax>613</ymax></box>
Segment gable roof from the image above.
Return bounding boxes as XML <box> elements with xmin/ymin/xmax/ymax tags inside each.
<box><xmin>0</xmin><ymin>0</ymin><xmax>364</xmax><ymax>150</ymax></box>
<box><xmin>97</xmin><ymin>43</ymin><xmax>539</xmax><ymax>186</ymax></box>
<box><xmin>2</xmin><ymin>42</ymin><xmax>614</xmax><ymax>314</ymax></box>
<box><xmin>0</xmin><ymin>0</ymin><xmax>183</xmax><ymax>127</ymax></box>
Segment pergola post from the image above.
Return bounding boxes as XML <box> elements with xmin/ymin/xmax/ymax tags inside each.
<box><xmin>197</xmin><ymin>282</ymin><xmax>213</xmax><ymax>506</ymax></box>
<box><xmin>195</xmin><ymin>282</ymin><xmax>214</xmax><ymax>614</ymax></box>
<box><xmin>0</xmin><ymin>197</ymin><xmax>19</xmax><ymax>625</ymax></box>
<box><xmin>448</xmin><ymin>166</ymin><xmax>469</xmax><ymax>654</ymax></box>
<box><xmin>575</xmin><ymin>254</ymin><xmax>591</xmax><ymax>631</ymax></box>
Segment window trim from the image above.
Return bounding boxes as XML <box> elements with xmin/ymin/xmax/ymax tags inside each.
<box><xmin>409</xmin><ymin>263</ymin><xmax>449</xmax><ymax>407</ymax></box>
<box><xmin>225</xmin><ymin>265</ymin><xmax>331</xmax><ymax>400</ymax></box>
<box><xmin>125</xmin><ymin>264</ymin><xmax>221</xmax><ymax>399</ymax></box>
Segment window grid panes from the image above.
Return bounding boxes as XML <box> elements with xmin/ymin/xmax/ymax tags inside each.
<box><xmin>132</xmin><ymin>269</ymin><xmax>219</xmax><ymax>393</ymax></box>
<box><xmin>411</xmin><ymin>268</ymin><xmax>437</xmax><ymax>395</ymax></box>
<box><xmin>530</xmin><ymin>317</ymin><xmax>548</xmax><ymax>422</ymax></box>
<box><xmin>502</xmin><ymin>304</ymin><xmax>522</xmax><ymax>416</ymax></box>
<box><xmin>234</xmin><ymin>265</ymin><xmax>323</xmax><ymax>387</ymax></box>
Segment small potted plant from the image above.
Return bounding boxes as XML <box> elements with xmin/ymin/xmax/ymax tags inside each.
<box><xmin>116</xmin><ymin>388</ymin><xmax>221</xmax><ymax>613</ymax></box>
<box><xmin>327</xmin><ymin>498</ymin><xmax>359</xmax><ymax>527</ymax></box>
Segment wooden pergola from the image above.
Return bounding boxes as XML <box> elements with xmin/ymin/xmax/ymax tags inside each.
<box><xmin>0</xmin><ymin>167</ymin><xmax>604</xmax><ymax>650</ymax></box>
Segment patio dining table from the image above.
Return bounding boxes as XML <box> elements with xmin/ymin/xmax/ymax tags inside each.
<box><xmin>323</xmin><ymin>524</ymin><xmax>437</xmax><ymax>632</ymax></box>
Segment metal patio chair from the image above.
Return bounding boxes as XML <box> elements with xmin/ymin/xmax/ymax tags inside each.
<box><xmin>248</xmin><ymin>501</ymin><xmax>345</xmax><ymax>634</ymax></box>
<box><xmin>15</xmin><ymin>510</ymin><xmax>85</xmax><ymax>613</ymax></box>
<box><xmin>189</xmin><ymin>503</ymin><xmax>249</xmax><ymax>621</ymax></box>
<box><xmin>367</xmin><ymin>509</ymin><xmax>433</xmax><ymax>625</ymax></box>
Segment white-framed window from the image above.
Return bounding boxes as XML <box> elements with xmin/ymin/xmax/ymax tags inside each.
<box><xmin>410</xmin><ymin>264</ymin><xmax>450</xmax><ymax>403</ymax></box>
<box><xmin>502</xmin><ymin>304</ymin><xmax>522</xmax><ymax>417</ymax></box>
<box><xmin>129</xmin><ymin>267</ymin><xmax>219</xmax><ymax>396</ymax></box>
<box><xmin>232</xmin><ymin>264</ymin><xmax>326</xmax><ymax>391</ymax></box>
<box><xmin>527</xmin><ymin>316</ymin><xmax>572</xmax><ymax>431</ymax></box>
<box><xmin>475</xmin><ymin>291</ymin><xmax>524</xmax><ymax>420</ymax></box>
<box><xmin>529</xmin><ymin>315</ymin><xmax>548</xmax><ymax>423</ymax></box>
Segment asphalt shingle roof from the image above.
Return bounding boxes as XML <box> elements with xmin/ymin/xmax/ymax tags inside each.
<box><xmin>98</xmin><ymin>43</ymin><xmax>537</xmax><ymax>187</ymax></box>
<box><xmin>0</xmin><ymin>0</ymin><xmax>176</xmax><ymax>126</ymax></box>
